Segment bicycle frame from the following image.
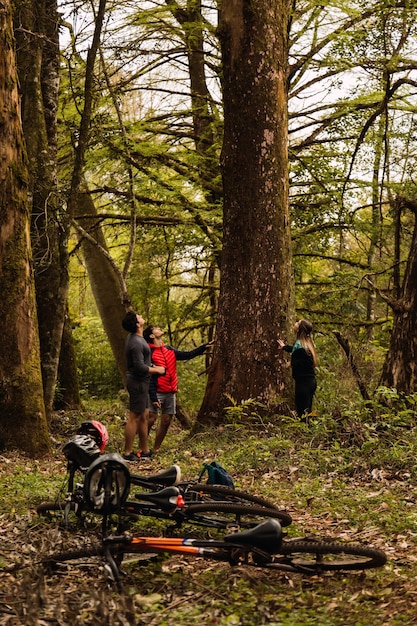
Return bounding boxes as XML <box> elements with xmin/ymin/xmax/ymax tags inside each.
<box><xmin>39</xmin><ymin>450</ymin><xmax>290</xmax><ymax>533</ymax></box>
<box><xmin>53</xmin><ymin>516</ymin><xmax>385</xmax><ymax>592</ymax></box>
<box><xmin>99</xmin><ymin>517</ymin><xmax>283</xmax><ymax>588</ymax></box>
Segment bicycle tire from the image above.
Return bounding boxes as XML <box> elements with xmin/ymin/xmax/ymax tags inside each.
<box><xmin>39</xmin><ymin>499</ymin><xmax>114</xmax><ymax>533</ymax></box>
<box><xmin>181</xmin><ymin>483</ymin><xmax>284</xmax><ymax>514</ymax></box>
<box><xmin>272</xmin><ymin>538</ymin><xmax>387</xmax><ymax>572</ymax></box>
<box><xmin>37</xmin><ymin>501</ymin><xmax>72</xmax><ymax>515</ymax></box>
<box><xmin>36</xmin><ymin>501</ymin><xmax>82</xmax><ymax>526</ymax></box>
<box><xmin>38</xmin><ymin>497</ymin><xmax>169</xmax><ymax>535</ymax></box>
<box><xmin>44</xmin><ymin>546</ymin><xmax>105</xmax><ymax>563</ymax></box>
<box><xmin>184</xmin><ymin>502</ymin><xmax>292</xmax><ymax>529</ymax></box>
<box><xmin>130</xmin><ymin>480</ymin><xmax>285</xmax><ymax>515</ymax></box>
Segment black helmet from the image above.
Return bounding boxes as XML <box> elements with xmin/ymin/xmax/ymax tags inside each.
<box><xmin>83</xmin><ymin>454</ymin><xmax>130</xmax><ymax>513</ymax></box>
<box><xmin>63</xmin><ymin>435</ymin><xmax>101</xmax><ymax>469</ymax></box>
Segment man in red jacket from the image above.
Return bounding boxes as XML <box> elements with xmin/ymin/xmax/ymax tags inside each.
<box><xmin>143</xmin><ymin>325</ymin><xmax>213</xmax><ymax>453</ymax></box>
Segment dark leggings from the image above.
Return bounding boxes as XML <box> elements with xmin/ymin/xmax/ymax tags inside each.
<box><xmin>295</xmin><ymin>377</ymin><xmax>317</xmax><ymax>418</ymax></box>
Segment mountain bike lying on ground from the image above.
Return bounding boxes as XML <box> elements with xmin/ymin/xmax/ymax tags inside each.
<box><xmin>42</xmin><ymin>453</ymin><xmax>387</xmax><ymax>591</ymax></box>
<box><xmin>36</xmin><ymin>423</ymin><xmax>292</xmax><ymax>532</ymax></box>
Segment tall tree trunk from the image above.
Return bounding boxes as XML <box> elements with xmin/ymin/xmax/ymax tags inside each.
<box><xmin>14</xmin><ymin>0</ymin><xmax>72</xmax><ymax>419</ymax></box>
<box><xmin>55</xmin><ymin>306</ymin><xmax>82</xmax><ymax>410</ymax></box>
<box><xmin>197</xmin><ymin>0</ymin><xmax>294</xmax><ymax>423</ymax></box>
<box><xmin>75</xmin><ymin>187</ymin><xmax>127</xmax><ymax>385</ymax></box>
<box><xmin>380</xmin><ymin>198</ymin><xmax>417</xmax><ymax>393</ymax></box>
<box><xmin>366</xmin><ymin>111</ymin><xmax>386</xmax><ymax>341</ymax></box>
<box><xmin>170</xmin><ymin>0</ymin><xmax>222</xmax><ymax>196</ymax></box>
<box><xmin>0</xmin><ymin>0</ymin><xmax>50</xmax><ymax>454</ymax></box>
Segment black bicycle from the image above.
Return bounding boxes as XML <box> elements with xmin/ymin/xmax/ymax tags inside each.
<box><xmin>43</xmin><ymin>517</ymin><xmax>387</xmax><ymax>592</ymax></box>
<box><xmin>36</xmin><ymin>433</ymin><xmax>292</xmax><ymax>532</ymax></box>
<box><xmin>130</xmin><ymin>465</ymin><xmax>282</xmax><ymax>512</ymax></box>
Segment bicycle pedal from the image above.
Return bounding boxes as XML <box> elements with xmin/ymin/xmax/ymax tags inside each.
<box><xmin>103</xmin><ymin>563</ymin><xmax>116</xmax><ymax>581</ymax></box>
<box><xmin>104</xmin><ymin>563</ymin><xmax>125</xmax><ymax>581</ymax></box>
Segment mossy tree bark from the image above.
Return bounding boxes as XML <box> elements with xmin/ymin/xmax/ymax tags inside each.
<box><xmin>0</xmin><ymin>0</ymin><xmax>50</xmax><ymax>454</ymax></box>
<box><xmin>13</xmin><ymin>0</ymin><xmax>76</xmax><ymax>419</ymax></box>
<box><xmin>197</xmin><ymin>0</ymin><xmax>295</xmax><ymax>424</ymax></box>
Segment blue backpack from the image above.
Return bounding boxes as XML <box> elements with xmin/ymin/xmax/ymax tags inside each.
<box><xmin>198</xmin><ymin>461</ymin><xmax>235</xmax><ymax>489</ymax></box>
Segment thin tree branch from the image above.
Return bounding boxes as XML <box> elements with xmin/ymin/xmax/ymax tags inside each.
<box><xmin>332</xmin><ymin>331</ymin><xmax>371</xmax><ymax>402</ymax></box>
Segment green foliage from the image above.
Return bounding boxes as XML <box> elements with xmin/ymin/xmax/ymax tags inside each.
<box><xmin>127</xmin><ymin>227</ymin><xmax>216</xmax><ymax>345</ymax></box>
<box><xmin>223</xmin><ymin>396</ymin><xmax>269</xmax><ymax>424</ymax></box>
<box><xmin>72</xmin><ymin>316</ymin><xmax>122</xmax><ymax>397</ymax></box>
<box><xmin>374</xmin><ymin>386</ymin><xmax>417</xmax><ymax>412</ymax></box>
<box><xmin>176</xmin><ymin>359</ymin><xmax>208</xmax><ymax>415</ymax></box>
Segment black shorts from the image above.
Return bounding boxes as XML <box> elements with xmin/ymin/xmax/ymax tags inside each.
<box><xmin>126</xmin><ymin>377</ymin><xmax>150</xmax><ymax>414</ymax></box>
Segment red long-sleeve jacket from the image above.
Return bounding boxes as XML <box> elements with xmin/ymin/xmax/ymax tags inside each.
<box><xmin>148</xmin><ymin>341</ymin><xmax>208</xmax><ymax>399</ymax></box>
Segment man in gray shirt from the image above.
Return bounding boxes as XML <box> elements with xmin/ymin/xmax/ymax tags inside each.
<box><xmin>121</xmin><ymin>311</ymin><xmax>165</xmax><ymax>461</ymax></box>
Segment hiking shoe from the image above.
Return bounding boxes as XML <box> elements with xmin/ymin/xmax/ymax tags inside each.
<box><xmin>123</xmin><ymin>452</ymin><xmax>139</xmax><ymax>462</ymax></box>
<box><xmin>138</xmin><ymin>450</ymin><xmax>154</xmax><ymax>459</ymax></box>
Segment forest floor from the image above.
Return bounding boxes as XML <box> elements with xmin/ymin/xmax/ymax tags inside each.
<box><xmin>1</xmin><ymin>404</ymin><xmax>417</xmax><ymax>625</ymax></box>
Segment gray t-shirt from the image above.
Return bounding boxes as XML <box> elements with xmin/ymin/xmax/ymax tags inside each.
<box><xmin>125</xmin><ymin>333</ymin><xmax>151</xmax><ymax>382</ymax></box>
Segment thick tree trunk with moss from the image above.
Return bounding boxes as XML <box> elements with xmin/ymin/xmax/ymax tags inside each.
<box><xmin>0</xmin><ymin>0</ymin><xmax>50</xmax><ymax>455</ymax></box>
<box><xmin>380</xmin><ymin>199</ymin><xmax>417</xmax><ymax>393</ymax></box>
<box><xmin>197</xmin><ymin>0</ymin><xmax>294</xmax><ymax>424</ymax></box>
<box><xmin>14</xmin><ymin>0</ymin><xmax>73</xmax><ymax>419</ymax></box>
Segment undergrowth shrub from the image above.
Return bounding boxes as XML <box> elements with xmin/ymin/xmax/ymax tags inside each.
<box><xmin>220</xmin><ymin>388</ymin><xmax>417</xmax><ymax>479</ymax></box>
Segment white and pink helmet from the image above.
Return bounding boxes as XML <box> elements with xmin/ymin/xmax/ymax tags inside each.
<box><xmin>76</xmin><ymin>420</ymin><xmax>109</xmax><ymax>452</ymax></box>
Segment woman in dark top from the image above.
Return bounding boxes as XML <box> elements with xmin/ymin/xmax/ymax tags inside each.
<box><xmin>278</xmin><ymin>319</ymin><xmax>318</xmax><ymax>418</ymax></box>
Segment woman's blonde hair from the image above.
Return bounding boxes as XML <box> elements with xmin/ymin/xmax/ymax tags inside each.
<box><xmin>296</xmin><ymin>319</ymin><xmax>317</xmax><ymax>367</ymax></box>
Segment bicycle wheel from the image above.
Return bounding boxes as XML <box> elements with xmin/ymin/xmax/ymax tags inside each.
<box><xmin>37</xmin><ymin>501</ymin><xmax>72</xmax><ymax>515</ymax></box>
<box><xmin>43</xmin><ymin>546</ymin><xmax>105</xmax><ymax>565</ymax></box>
<box><xmin>272</xmin><ymin>538</ymin><xmax>387</xmax><ymax>572</ymax></box>
<box><xmin>36</xmin><ymin>501</ymin><xmax>83</xmax><ymax>527</ymax></box>
<box><xmin>184</xmin><ymin>502</ymin><xmax>292</xmax><ymax>530</ymax></box>
<box><xmin>182</xmin><ymin>483</ymin><xmax>285</xmax><ymax>514</ymax></box>
<box><xmin>83</xmin><ymin>454</ymin><xmax>131</xmax><ymax>513</ymax></box>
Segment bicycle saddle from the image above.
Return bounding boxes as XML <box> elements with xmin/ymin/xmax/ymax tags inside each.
<box><xmin>224</xmin><ymin>518</ymin><xmax>283</xmax><ymax>553</ymax></box>
<box><xmin>134</xmin><ymin>486</ymin><xmax>183</xmax><ymax>512</ymax></box>
<box><xmin>131</xmin><ymin>464</ymin><xmax>181</xmax><ymax>487</ymax></box>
